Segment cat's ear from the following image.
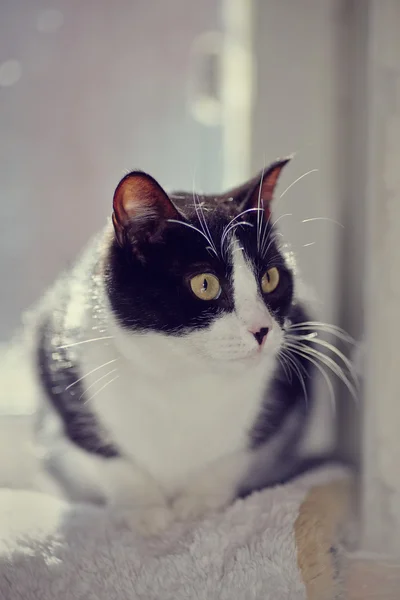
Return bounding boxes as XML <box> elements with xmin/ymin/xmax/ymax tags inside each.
<box><xmin>243</xmin><ymin>157</ymin><xmax>291</xmax><ymax>219</ymax></box>
<box><xmin>112</xmin><ymin>171</ymin><xmax>179</xmax><ymax>247</ymax></box>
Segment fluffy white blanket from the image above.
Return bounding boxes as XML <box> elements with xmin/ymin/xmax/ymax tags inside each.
<box><xmin>0</xmin><ymin>466</ymin><xmax>349</xmax><ymax>600</ymax></box>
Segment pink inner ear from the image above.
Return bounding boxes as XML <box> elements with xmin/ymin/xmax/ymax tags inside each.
<box><xmin>117</xmin><ymin>177</ymin><xmax>157</xmax><ymax>220</ymax></box>
<box><xmin>113</xmin><ymin>172</ymin><xmax>177</xmax><ymax>228</ymax></box>
<box><xmin>261</xmin><ymin>166</ymin><xmax>282</xmax><ymax>203</ymax></box>
<box><xmin>250</xmin><ymin>158</ymin><xmax>291</xmax><ymax>217</ymax></box>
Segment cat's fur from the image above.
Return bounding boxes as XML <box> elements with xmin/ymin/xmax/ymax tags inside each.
<box><xmin>32</xmin><ymin>159</ymin><xmax>318</xmax><ymax>534</ymax></box>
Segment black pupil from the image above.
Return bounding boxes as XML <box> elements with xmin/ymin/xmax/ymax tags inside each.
<box><xmin>202</xmin><ymin>278</ymin><xmax>208</xmax><ymax>291</ymax></box>
<box><xmin>266</xmin><ymin>272</ymin><xmax>270</xmax><ymax>282</ymax></box>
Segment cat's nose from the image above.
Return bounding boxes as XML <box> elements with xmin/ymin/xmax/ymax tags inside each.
<box><xmin>251</xmin><ymin>327</ymin><xmax>269</xmax><ymax>346</ymax></box>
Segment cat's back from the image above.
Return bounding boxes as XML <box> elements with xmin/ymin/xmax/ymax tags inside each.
<box><xmin>2</xmin><ymin>229</ymin><xmax>109</xmax><ymax>413</ymax></box>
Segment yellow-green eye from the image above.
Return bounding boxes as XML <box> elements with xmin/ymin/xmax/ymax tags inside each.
<box><xmin>190</xmin><ymin>273</ymin><xmax>221</xmax><ymax>301</ymax></box>
<box><xmin>261</xmin><ymin>267</ymin><xmax>280</xmax><ymax>294</ymax></box>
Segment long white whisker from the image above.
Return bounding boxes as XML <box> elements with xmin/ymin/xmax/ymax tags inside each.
<box><xmin>284</xmin><ymin>349</ymin><xmax>309</xmax><ymax>380</ymax></box>
<box><xmin>79</xmin><ymin>368</ymin><xmax>118</xmax><ymax>401</ymax></box>
<box><xmin>277</xmin><ymin>350</ymin><xmax>292</xmax><ymax>383</ymax></box>
<box><xmin>261</xmin><ymin>230</ymin><xmax>280</xmax><ymax>260</ymax></box>
<box><xmin>228</xmin><ymin>206</ymin><xmax>263</xmax><ymax>224</ymax></box>
<box><xmin>57</xmin><ymin>336</ymin><xmax>113</xmax><ymax>350</ymax></box>
<box><xmin>265</xmin><ymin>251</ymin><xmax>285</xmax><ymax>265</ymax></box>
<box><xmin>288</xmin><ymin>322</ymin><xmax>351</xmax><ymax>335</ymax></box>
<box><xmin>167</xmin><ymin>219</ymin><xmax>218</xmax><ymax>256</ymax></box>
<box><xmin>65</xmin><ymin>358</ymin><xmax>118</xmax><ymax>391</ymax></box>
<box><xmin>260</xmin><ymin>213</ymin><xmax>292</xmax><ymax>258</ymax></box>
<box><xmin>259</xmin><ymin>198</ymin><xmax>271</xmax><ymax>258</ymax></box>
<box><xmin>302</xmin><ymin>217</ymin><xmax>344</xmax><ymax>229</ymax></box>
<box><xmin>287</xmin><ymin>321</ymin><xmax>355</xmax><ymax>344</ymax></box>
<box><xmin>194</xmin><ymin>195</ymin><xmax>211</xmax><ymax>243</ymax></box>
<box><xmin>222</xmin><ymin>219</ymin><xmax>253</xmax><ymax>249</ymax></box>
<box><xmin>271</xmin><ymin>212</ymin><xmax>293</xmax><ymax>229</ymax></box>
<box><xmin>285</xmin><ymin>345</ymin><xmax>336</xmax><ymax>414</ymax></box>
<box><xmin>220</xmin><ymin>207</ymin><xmax>262</xmax><ymax>258</ymax></box>
<box><xmin>279</xmin><ymin>169</ymin><xmax>318</xmax><ymax>200</ymax></box>
<box><xmin>286</xmin><ymin>335</ymin><xmax>359</xmax><ymax>389</ymax></box>
<box><xmin>285</xmin><ymin>341</ymin><xmax>358</xmax><ymax>401</ymax></box>
<box><xmin>84</xmin><ymin>374</ymin><xmax>120</xmax><ymax>405</ymax></box>
<box><xmin>193</xmin><ymin>195</ymin><xmax>210</xmax><ymax>242</ymax></box>
<box><xmin>221</xmin><ymin>222</ymin><xmax>253</xmax><ymax>259</ymax></box>
<box><xmin>194</xmin><ymin>193</ymin><xmax>219</xmax><ymax>257</ymax></box>
<box><xmin>256</xmin><ymin>166</ymin><xmax>266</xmax><ymax>252</ymax></box>
<box><xmin>280</xmin><ymin>349</ymin><xmax>309</xmax><ymax>408</ymax></box>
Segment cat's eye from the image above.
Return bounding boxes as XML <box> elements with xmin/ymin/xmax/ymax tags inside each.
<box><xmin>261</xmin><ymin>267</ymin><xmax>280</xmax><ymax>294</ymax></box>
<box><xmin>190</xmin><ymin>273</ymin><xmax>221</xmax><ymax>301</ymax></box>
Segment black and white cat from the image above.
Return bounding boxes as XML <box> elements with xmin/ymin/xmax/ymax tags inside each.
<box><xmin>29</xmin><ymin>158</ymin><xmax>337</xmax><ymax>534</ymax></box>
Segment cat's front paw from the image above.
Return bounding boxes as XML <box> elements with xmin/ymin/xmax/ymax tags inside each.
<box><xmin>116</xmin><ymin>504</ymin><xmax>174</xmax><ymax>537</ymax></box>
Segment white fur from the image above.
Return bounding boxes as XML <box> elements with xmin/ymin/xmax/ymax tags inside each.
<box><xmin>36</xmin><ymin>236</ymin><xmax>287</xmax><ymax>534</ymax></box>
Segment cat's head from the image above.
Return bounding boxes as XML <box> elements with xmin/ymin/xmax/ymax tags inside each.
<box><xmin>106</xmin><ymin>160</ymin><xmax>296</xmax><ymax>368</ymax></box>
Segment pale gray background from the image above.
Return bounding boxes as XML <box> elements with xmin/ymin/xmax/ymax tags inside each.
<box><xmin>0</xmin><ymin>0</ymin><xmax>362</xmax><ymax>343</ymax></box>
<box><xmin>0</xmin><ymin>0</ymin><xmax>223</xmax><ymax>339</ymax></box>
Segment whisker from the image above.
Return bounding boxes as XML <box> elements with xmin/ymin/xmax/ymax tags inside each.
<box><xmin>223</xmin><ymin>221</ymin><xmax>253</xmax><ymax>239</ymax></box>
<box><xmin>64</xmin><ymin>358</ymin><xmax>118</xmax><ymax>391</ymax></box>
<box><xmin>167</xmin><ymin>219</ymin><xmax>218</xmax><ymax>256</ymax></box>
<box><xmin>285</xmin><ymin>345</ymin><xmax>336</xmax><ymax>414</ymax></box>
<box><xmin>286</xmin><ymin>334</ymin><xmax>359</xmax><ymax>389</ymax></box>
<box><xmin>271</xmin><ymin>212</ymin><xmax>293</xmax><ymax>229</ymax></box>
<box><xmin>287</xmin><ymin>320</ymin><xmax>354</xmax><ymax>338</ymax></box>
<box><xmin>303</xmin><ymin>242</ymin><xmax>316</xmax><ymax>247</ymax></box>
<box><xmin>280</xmin><ymin>349</ymin><xmax>309</xmax><ymax>408</ymax></box>
<box><xmin>57</xmin><ymin>336</ymin><xmax>113</xmax><ymax>350</ymax></box>
<box><xmin>277</xmin><ymin>350</ymin><xmax>292</xmax><ymax>383</ymax></box>
<box><xmin>221</xmin><ymin>222</ymin><xmax>253</xmax><ymax>258</ymax></box>
<box><xmin>279</xmin><ymin>169</ymin><xmax>318</xmax><ymax>200</ymax></box>
<box><xmin>284</xmin><ymin>348</ymin><xmax>309</xmax><ymax>380</ymax></box>
<box><xmin>79</xmin><ymin>368</ymin><xmax>118</xmax><ymax>401</ymax></box>
<box><xmin>83</xmin><ymin>374</ymin><xmax>120</xmax><ymax>405</ymax></box>
<box><xmin>260</xmin><ymin>213</ymin><xmax>292</xmax><ymax>258</ymax></box>
<box><xmin>266</xmin><ymin>252</ymin><xmax>286</xmax><ymax>265</ymax></box>
<box><xmin>259</xmin><ymin>199</ymin><xmax>270</xmax><ymax>257</ymax></box>
<box><xmin>228</xmin><ymin>206</ymin><xmax>263</xmax><ymax>223</ymax></box>
<box><xmin>285</xmin><ymin>341</ymin><xmax>358</xmax><ymax>401</ymax></box>
<box><xmin>256</xmin><ymin>166</ymin><xmax>266</xmax><ymax>253</ymax></box>
<box><xmin>261</xmin><ymin>231</ymin><xmax>281</xmax><ymax>260</ymax></box>
<box><xmin>220</xmin><ymin>207</ymin><xmax>262</xmax><ymax>258</ymax></box>
<box><xmin>194</xmin><ymin>193</ymin><xmax>219</xmax><ymax>257</ymax></box>
<box><xmin>302</xmin><ymin>217</ymin><xmax>344</xmax><ymax>229</ymax></box>
<box><xmin>193</xmin><ymin>194</ymin><xmax>208</xmax><ymax>237</ymax></box>
<box><xmin>287</xmin><ymin>321</ymin><xmax>355</xmax><ymax>344</ymax></box>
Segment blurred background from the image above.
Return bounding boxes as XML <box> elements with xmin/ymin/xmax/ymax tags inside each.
<box><xmin>1</xmin><ymin>0</ymin><xmax>400</xmax><ymax>554</ymax></box>
<box><xmin>0</xmin><ymin>0</ymin><xmax>364</xmax><ymax>343</ymax></box>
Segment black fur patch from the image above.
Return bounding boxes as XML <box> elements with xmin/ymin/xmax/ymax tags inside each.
<box><xmin>105</xmin><ymin>192</ymin><xmax>294</xmax><ymax>334</ymax></box>
<box><xmin>37</xmin><ymin>311</ymin><xmax>119</xmax><ymax>458</ymax></box>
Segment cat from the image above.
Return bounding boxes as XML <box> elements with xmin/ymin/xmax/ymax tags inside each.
<box><xmin>28</xmin><ymin>157</ymin><xmax>340</xmax><ymax>535</ymax></box>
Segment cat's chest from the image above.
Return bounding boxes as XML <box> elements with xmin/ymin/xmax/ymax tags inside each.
<box><xmin>83</xmin><ymin>352</ymin><xmax>269</xmax><ymax>490</ymax></box>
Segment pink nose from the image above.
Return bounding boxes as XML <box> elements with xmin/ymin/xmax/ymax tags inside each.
<box><xmin>250</xmin><ymin>327</ymin><xmax>269</xmax><ymax>346</ymax></box>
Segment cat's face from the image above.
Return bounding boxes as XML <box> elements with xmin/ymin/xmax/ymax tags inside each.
<box><xmin>106</xmin><ymin>161</ymin><xmax>295</xmax><ymax>366</ymax></box>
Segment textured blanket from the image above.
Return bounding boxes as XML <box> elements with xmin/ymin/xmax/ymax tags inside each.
<box><xmin>0</xmin><ymin>466</ymin><xmax>350</xmax><ymax>600</ymax></box>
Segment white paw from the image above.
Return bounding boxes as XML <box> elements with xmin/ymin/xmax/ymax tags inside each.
<box><xmin>172</xmin><ymin>492</ymin><xmax>229</xmax><ymax>522</ymax></box>
<box><xmin>117</xmin><ymin>504</ymin><xmax>174</xmax><ymax>537</ymax></box>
